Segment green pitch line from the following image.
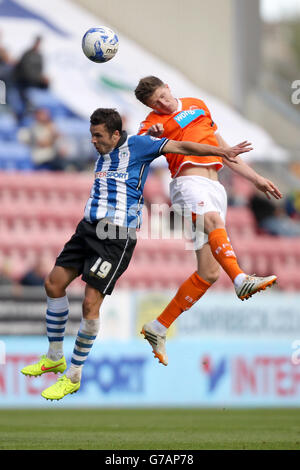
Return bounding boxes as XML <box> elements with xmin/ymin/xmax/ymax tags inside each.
<box><xmin>0</xmin><ymin>408</ymin><xmax>300</xmax><ymax>450</ymax></box>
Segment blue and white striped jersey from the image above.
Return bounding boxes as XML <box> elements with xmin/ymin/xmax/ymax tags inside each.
<box><xmin>84</xmin><ymin>132</ymin><xmax>168</xmax><ymax>228</ymax></box>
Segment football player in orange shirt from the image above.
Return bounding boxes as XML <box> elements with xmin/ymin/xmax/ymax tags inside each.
<box><xmin>135</xmin><ymin>76</ymin><xmax>282</xmax><ymax>366</ymax></box>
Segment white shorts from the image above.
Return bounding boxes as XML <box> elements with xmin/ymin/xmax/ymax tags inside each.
<box><xmin>169</xmin><ymin>175</ymin><xmax>227</xmax><ymax>250</ymax></box>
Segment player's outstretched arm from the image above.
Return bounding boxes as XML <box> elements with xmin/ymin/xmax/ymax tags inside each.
<box><xmin>216</xmin><ymin>133</ymin><xmax>283</xmax><ymax>200</ymax></box>
<box><xmin>162</xmin><ymin>139</ymin><xmax>252</xmax><ymax>163</ymax></box>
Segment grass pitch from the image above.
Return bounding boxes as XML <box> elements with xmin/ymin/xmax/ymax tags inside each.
<box><xmin>0</xmin><ymin>408</ymin><xmax>299</xmax><ymax>450</ymax></box>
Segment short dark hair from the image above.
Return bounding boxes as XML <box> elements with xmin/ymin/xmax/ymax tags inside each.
<box><xmin>90</xmin><ymin>108</ymin><xmax>122</xmax><ymax>135</ymax></box>
<box><xmin>134</xmin><ymin>76</ymin><xmax>164</xmax><ymax>105</ymax></box>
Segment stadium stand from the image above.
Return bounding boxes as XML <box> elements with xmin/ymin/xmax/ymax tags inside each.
<box><xmin>0</xmin><ymin>112</ymin><xmax>18</xmax><ymax>140</ymax></box>
<box><xmin>25</xmin><ymin>88</ymin><xmax>75</xmax><ymax>119</ymax></box>
<box><xmin>0</xmin><ymin>168</ymin><xmax>300</xmax><ymax>292</ymax></box>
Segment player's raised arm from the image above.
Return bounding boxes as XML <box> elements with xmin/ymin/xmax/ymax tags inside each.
<box><xmin>162</xmin><ymin>139</ymin><xmax>253</xmax><ymax>163</ymax></box>
<box><xmin>215</xmin><ymin>133</ymin><xmax>283</xmax><ymax>200</ymax></box>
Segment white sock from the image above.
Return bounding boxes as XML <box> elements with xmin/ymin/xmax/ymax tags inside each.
<box><xmin>47</xmin><ymin>342</ymin><xmax>64</xmax><ymax>362</ymax></box>
<box><xmin>66</xmin><ymin>364</ymin><xmax>83</xmax><ymax>384</ymax></box>
<box><xmin>151</xmin><ymin>319</ymin><xmax>167</xmax><ymax>336</ymax></box>
<box><xmin>66</xmin><ymin>318</ymin><xmax>100</xmax><ymax>383</ymax></box>
<box><xmin>234</xmin><ymin>273</ymin><xmax>247</xmax><ymax>288</ymax></box>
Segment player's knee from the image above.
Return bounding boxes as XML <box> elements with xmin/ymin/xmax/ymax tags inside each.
<box><xmin>204</xmin><ymin>212</ymin><xmax>224</xmax><ymax>233</ymax></box>
<box><xmin>44</xmin><ymin>275</ymin><xmax>64</xmax><ymax>298</ymax></box>
<box><xmin>199</xmin><ymin>268</ymin><xmax>220</xmax><ymax>285</ymax></box>
<box><xmin>44</xmin><ymin>275</ymin><xmax>53</xmax><ymax>295</ymax></box>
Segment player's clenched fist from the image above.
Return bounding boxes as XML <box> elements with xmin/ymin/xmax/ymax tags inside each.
<box><xmin>146</xmin><ymin>123</ymin><xmax>164</xmax><ymax>137</ymax></box>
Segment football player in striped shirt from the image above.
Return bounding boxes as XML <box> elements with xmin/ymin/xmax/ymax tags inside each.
<box><xmin>20</xmin><ymin>108</ymin><xmax>250</xmax><ymax>400</ymax></box>
<box><xmin>135</xmin><ymin>76</ymin><xmax>282</xmax><ymax>366</ymax></box>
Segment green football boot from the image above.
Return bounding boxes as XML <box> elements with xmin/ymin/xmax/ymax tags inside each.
<box><xmin>21</xmin><ymin>354</ymin><xmax>67</xmax><ymax>377</ymax></box>
<box><xmin>41</xmin><ymin>375</ymin><xmax>80</xmax><ymax>401</ymax></box>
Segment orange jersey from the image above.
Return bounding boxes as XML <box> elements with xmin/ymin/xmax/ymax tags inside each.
<box><xmin>138</xmin><ymin>97</ymin><xmax>223</xmax><ymax>178</ymax></box>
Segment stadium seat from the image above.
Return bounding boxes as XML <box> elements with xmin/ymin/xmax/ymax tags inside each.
<box><xmin>0</xmin><ymin>113</ymin><xmax>18</xmax><ymax>141</ymax></box>
<box><xmin>26</xmin><ymin>88</ymin><xmax>74</xmax><ymax>118</ymax></box>
<box><xmin>3</xmin><ymin>250</ymin><xmax>28</xmax><ymax>281</ymax></box>
<box><xmin>54</xmin><ymin>117</ymin><xmax>90</xmax><ymax>137</ymax></box>
<box><xmin>121</xmin><ymin>242</ymin><xmax>196</xmax><ymax>289</ymax></box>
<box><xmin>231</xmin><ymin>173</ymin><xmax>255</xmax><ymax>199</ymax></box>
<box><xmin>226</xmin><ymin>207</ymin><xmax>256</xmax><ymax>238</ymax></box>
<box><xmin>0</xmin><ymin>142</ymin><xmax>33</xmax><ymax>170</ymax></box>
<box><xmin>274</xmin><ymin>266</ymin><xmax>300</xmax><ymax>291</ymax></box>
<box><xmin>0</xmin><ymin>169</ymin><xmax>299</xmax><ymax>291</ymax></box>
<box><xmin>143</xmin><ymin>173</ymin><xmax>170</xmax><ymax>205</ymax></box>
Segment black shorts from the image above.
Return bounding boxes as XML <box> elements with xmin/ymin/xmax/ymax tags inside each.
<box><xmin>55</xmin><ymin>219</ymin><xmax>137</xmax><ymax>295</ymax></box>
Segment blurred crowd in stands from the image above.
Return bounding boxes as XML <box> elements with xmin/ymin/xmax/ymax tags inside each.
<box><xmin>1</xmin><ymin>33</ymin><xmax>300</xmax><ymax>291</ymax></box>
<box><xmin>0</xmin><ymin>33</ymin><xmax>97</xmax><ymax>172</ymax></box>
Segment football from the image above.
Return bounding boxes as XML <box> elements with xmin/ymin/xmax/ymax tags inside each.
<box><xmin>82</xmin><ymin>26</ymin><xmax>119</xmax><ymax>63</ymax></box>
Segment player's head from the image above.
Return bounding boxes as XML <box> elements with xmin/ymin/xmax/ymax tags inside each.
<box><xmin>90</xmin><ymin>108</ymin><xmax>122</xmax><ymax>154</ymax></box>
<box><xmin>135</xmin><ymin>76</ymin><xmax>177</xmax><ymax>114</ymax></box>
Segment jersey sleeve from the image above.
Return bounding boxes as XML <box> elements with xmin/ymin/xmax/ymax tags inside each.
<box><xmin>132</xmin><ymin>134</ymin><xmax>169</xmax><ymax>162</ymax></box>
<box><xmin>137</xmin><ymin>111</ymin><xmax>158</xmax><ymax>135</ymax></box>
<box><xmin>137</xmin><ymin>119</ymin><xmax>152</xmax><ymax>135</ymax></box>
